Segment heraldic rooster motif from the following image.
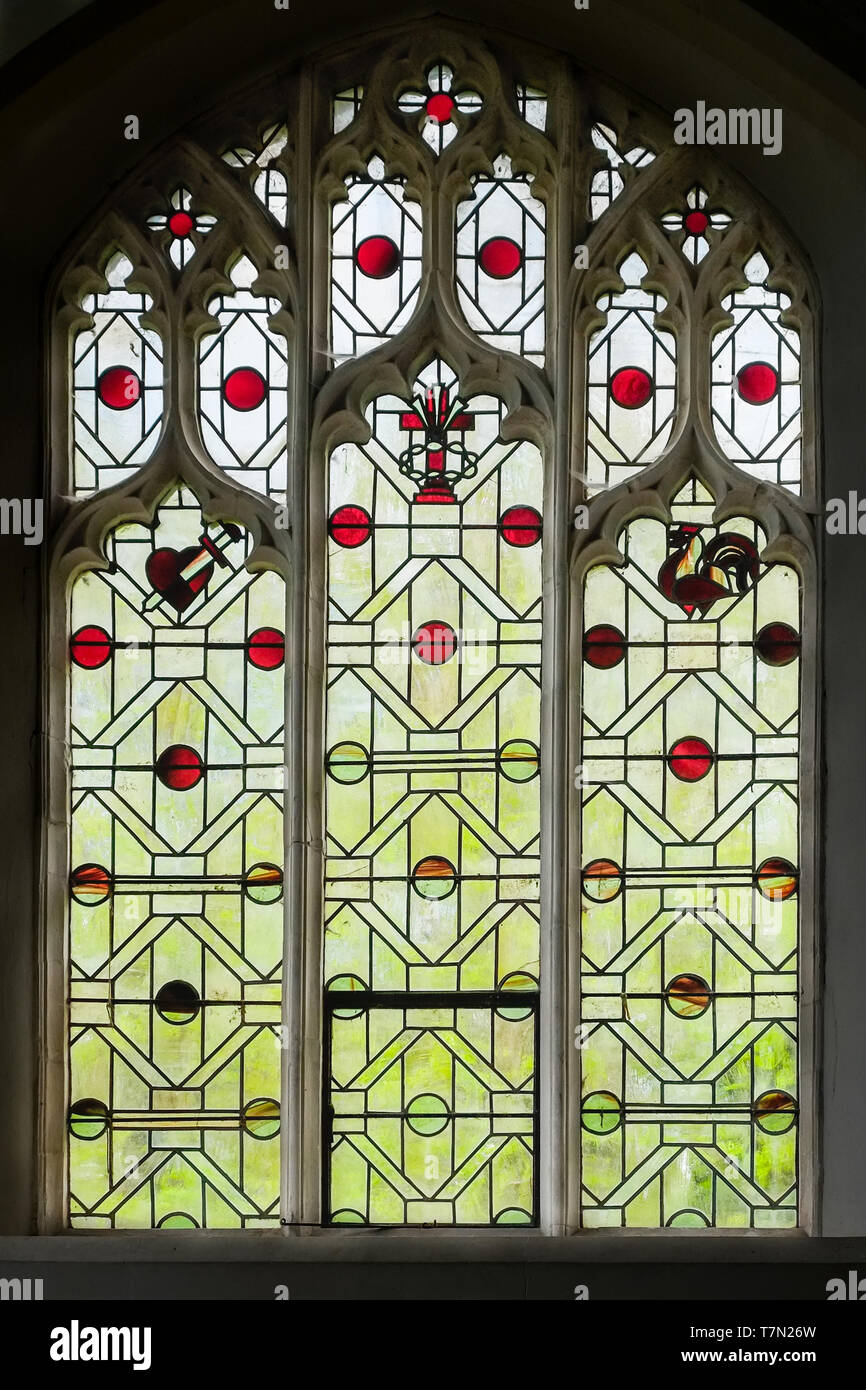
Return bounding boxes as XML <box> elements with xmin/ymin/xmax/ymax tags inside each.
<box><xmin>658</xmin><ymin>523</ymin><xmax>760</xmax><ymax>617</ymax></box>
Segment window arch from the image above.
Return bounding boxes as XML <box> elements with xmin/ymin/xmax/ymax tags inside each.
<box><xmin>570</xmin><ymin>150</ymin><xmax>816</xmax><ymax>1229</ymax></box>
<box><xmin>44</xmin><ymin>21</ymin><xmax>817</xmax><ymax>1234</ymax></box>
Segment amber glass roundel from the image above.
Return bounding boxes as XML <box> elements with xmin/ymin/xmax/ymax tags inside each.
<box><xmin>97</xmin><ymin>365</ymin><xmax>140</xmax><ymax>410</ymax></box>
<box><xmin>583</xmin><ymin>624</ymin><xmax>625</xmax><ymax>669</ymax></box>
<box><xmin>498</xmin><ymin>739</ymin><xmax>540</xmax><ymax>782</ymax></box>
<box><xmin>477</xmin><ymin>236</ymin><xmax>523</xmax><ymax>279</ymax></box>
<box><xmin>752</xmin><ymin>1090</ymin><xmax>797</xmax><ymax>1134</ymax></box>
<box><xmin>755</xmin><ymin>857</ymin><xmax>798</xmax><ymax>901</ymax></box>
<box><xmin>736</xmin><ymin>361</ymin><xmax>779</xmax><ymax>405</ymax></box>
<box><xmin>222</xmin><ymin>366</ymin><xmax>267</xmax><ymax>411</ymax></box>
<box><xmin>411</xmin><ymin>856</ymin><xmax>457</xmax><ymax>900</ymax></box>
<box><xmin>667</xmin><ymin>736</ymin><xmax>713</xmax><ymax>781</ymax></box>
<box><xmin>355</xmin><ymin>235</ymin><xmax>401</xmax><ymax>279</ymax></box>
<box><xmin>326</xmin><ymin>741</ymin><xmax>371</xmax><ymax>784</ymax></box>
<box><xmin>156</xmin><ymin>744</ymin><xmax>204</xmax><ymax>790</ymax></box>
<box><xmin>70</xmin><ymin>863</ymin><xmax>113</xmax><ymax>906</ymax></box>
<box><xmin>665</xmin><ymin>974</ymin><xmax>712</xmax><ymax>1018</ymax></box>
<box><xmin>243</xmin><ymin>862</ymin><xmax>284</xmax><ymax>904</ymax></box>
<box><xmin>609</xmin><ymin>366</ymin><xmax>653</xmax><ymax>409</ymax></box>
<box><xmin>243</xmin><ymin>1097</ymin><xmax>280</xmax><ymax>1139</ymax></box>
<box><xmin>581</xmin><ymin>859</ymin><xmax>623</xmax><ymax>902</ymax></box>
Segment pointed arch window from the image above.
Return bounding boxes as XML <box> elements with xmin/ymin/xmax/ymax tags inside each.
<box><xmin>573</xmin><ymin>156</ymin><xmax>815</xmax><ymax>1229</ymax></box>
<box><xmin>45</xmin><ymin>25</ymin><xmax>817</xmax><ymax>1234</ymax></box>
<box><xmin>578</xmin><ymin>483</ymin><xmax>802</xmax><ymax>1228</ymax></box>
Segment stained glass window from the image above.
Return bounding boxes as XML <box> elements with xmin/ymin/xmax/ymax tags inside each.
<box><xmin>578</xmin><ymin>481</ymin><xmax>800</xmax><ymax>1227</ymax></box>
<box><xmin>456</xmin><ymin>154</ymin><xmax>546</xmax><ymax>364</ymax></box>
<box><xmin>659</xmin><ymin>184</ymin><xmax>731</xmax><ymax>266</ymax></box>
<box><xmin>589</xmin><ymin>123</ymin><xmax>655</xmax><ymax>222</ymax></box>
<box><xmin>397</xmin><ymin>64</ymin><xmax>482</xmax><ymax>155</ymax></box>
<box><xmin>333</xmin><ymin>87</ymin><xmax>364</xmax><ymax>133</ymax></box>
<box><xmin>146</xmin><ymin>186</ymin><xmax>216</xmax><ymax>270</ymax></box>
<box><xmin>222</xmin><ymin>124</ymin><xmax>289</xmax><ymax>224</ymax></box>
<box><xmin>198</xmin><ymin>255</ymin><xmax>289</xmax><ymax>503</ymax></box>
<box><xmin>72</xmin><ymin>252</ymin><xmax>163</xmax><ymax>495</ymax></box>
<box><xmin>330</xmin><ymin>155</ymin><xmax>423</xmax><ymax>364</ymax></box>
<box><xmin>52</xmin><ymin>30</ymin><xmax>816</xmax><ymax>1236</ymax></box>
<box><xmin>67</xmin><ymin>491</ymin><xmax>286</xmax><ymax>1227</ymax></box>
<box><xmin>324</xmin><ymin>359</ymin><xmax>542</xmax><ymax>1224</ymax></box>
<box><xmin>711</xmin><ymin>251</ymin><xmax>802</xmax><ymax>492</ymax></box>
<box><xmin>515</xmin><ymin>85</ymin><xmax>547</xmax><ymax>131</ymax></box>
<box><xmin>585</xmin><ymin>252</ymin><xmax>677</xmax><ymax>494</ymax></box>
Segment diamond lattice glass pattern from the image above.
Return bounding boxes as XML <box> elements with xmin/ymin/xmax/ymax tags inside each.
<box><xmin>68</xmin><ymin>489</ymin><xmax>286</xmax><ymax>1228</ymax></box>
<box><xmin>579</xmin><ymin>479</ymin><xmax>800</xmax><ymax>1229</ymax></box>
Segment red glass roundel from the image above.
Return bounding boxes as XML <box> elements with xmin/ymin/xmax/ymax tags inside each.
<box><xmin>583</xmin><ymin>624</ymin><xmax>625</xmax><ymax>669</ymax></box>
<box><xmin>246</xmin><ymin>628</ymin><xmax>285</xmax><ymax>670</ymax></box>
<box><xmin>684</xmin><ymin>209</ymin><xmax>709</xmax><ymax>235</ymax></box>
<box><xmin>668</xmin><ymin>737</ymin><xmax>713</xmax><ymax>782</ymax></box>
<box><xmin>426</xmin><ymin>92</ymin><xmax>455</xmax><ymax>123</ymax></box>
<box><xmin>329</xmin><ymin>505</ymin><xmax>372</xmax><ymax>548</ymax></box>
<box><xmin>70</xmin><ymin>625</ymin><xmax>112</xmax><ymax>669</ymax></box>
<box><xmin>168</xmin><ymin>210</ymin><xmax>194</xmax><ymax>237</ymax></box>
<box><xmin>156</xmin><ymin>745</ymin><xmax>204</xmax><ymax>790</ymax></box>
<box><xmin>609</xmin><ymin>366</ymin><xmax>653</xmax><ymax>409</ymax></box>
<box><xmin>411</xmin><ymin>621</ymin><xmax>457</xmax><ymax>665</ymax></box>
<box><xmin>499</xmin><ymin>506</ymin><xmax>542</xmax><ymax>547</ymax></box>
<box><xmin>477</xmin><ymin>237</ymin><xmax>523</xmax><ymax>279</ymax></box>
<box><xmin>756</xmin><ymin>622</ymin><xmax>800</xmax><ymax>667</ymax></box>
<box><xmin>97</xmin><ymin>366</ymin><xmax>141</xmax><ymax>410</ymax></box>
<box><xmin>355</xmin><ymin>235</ymin><xmax>401</xmax><ymax>279</ymax></box>
<box><xmin>222</xmin><ymin>367</ymin><xmax>267</xmax><ymax>411</ymax></box>
<box><xmin>736</xmin><ymin>361</ymin><xmax>779</xmax><ymax>405</ymax></box>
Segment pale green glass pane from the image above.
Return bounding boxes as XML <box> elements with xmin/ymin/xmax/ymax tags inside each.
<box><xmin>329</xmin><ymin>1007</ymin><xmax>535</xmax><ymax>1224</ymax></box>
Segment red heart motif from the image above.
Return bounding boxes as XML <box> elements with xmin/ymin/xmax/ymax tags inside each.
<box><xmin>145</xmin><ymin>547</ymin><xmax>213</xmax><ymax>613</ymax></box>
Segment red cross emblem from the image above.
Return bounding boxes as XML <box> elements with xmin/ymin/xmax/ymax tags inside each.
<box><xmin>399</xmin><ymin>384</ymin><xmax>476</xmax><ymax>502</ymax></box>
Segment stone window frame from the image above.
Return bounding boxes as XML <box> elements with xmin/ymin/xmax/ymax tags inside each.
<box><xmin>40</xmin><ymin>20</ymin><xmax>819</xmax><ymax>1237</ymax></box>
